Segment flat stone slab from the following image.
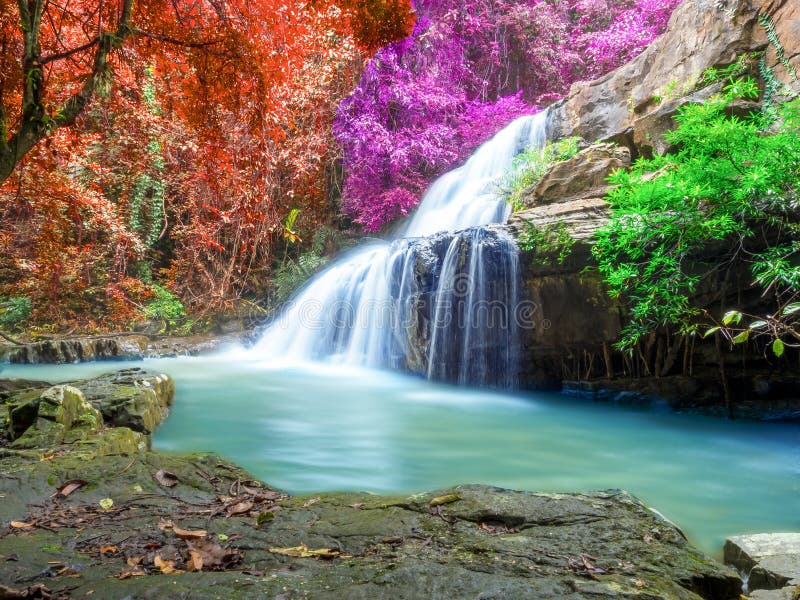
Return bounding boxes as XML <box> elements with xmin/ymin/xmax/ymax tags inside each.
<box><xmin>749</xmin><ymin>587</ymin><xmax>798</xmax><ymax>600</ymax></box>
<box><xmin>725</xmin><ymin>533</ymin><xmax>800</xmax><ymax>591</ymax></box>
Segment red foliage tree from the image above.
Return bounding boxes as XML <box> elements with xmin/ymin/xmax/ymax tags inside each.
<box><xmin>0</xmin><ymin>0</ymin><xmax>414</xmax><ymax>327</ymax></box>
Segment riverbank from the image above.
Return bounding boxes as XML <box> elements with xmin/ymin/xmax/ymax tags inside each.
<box><xmin>0</xmin><ymin>333</ymin><xmax>247</xmax><ymax>365</ymax></box>
<box><xmin>0</xmin><ymin>368</ymin><xmax>748</xmax><ymax>599</ymax></box>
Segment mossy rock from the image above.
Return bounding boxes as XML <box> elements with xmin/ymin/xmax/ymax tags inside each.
<box><xmin>9</xmin><ymin>385</ymin><xmax>102</xmax><ymax>447</ymax></box>
<box><xmin>74</xmin><ymin>368</ymin><xmax>175</xmax><ymax>434</ymax></box>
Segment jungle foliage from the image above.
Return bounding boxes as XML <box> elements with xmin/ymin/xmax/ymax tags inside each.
<box><xmin>593</xmin><ymin>78</ymin><xmax>800</xmax><ymax>354</ymax></box>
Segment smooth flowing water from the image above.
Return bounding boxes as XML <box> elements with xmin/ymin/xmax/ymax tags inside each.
<box><xmin>252</xmin><ymin>113</ymin><xmax>546</xmax><ymax>385</ymax></box>
<box><xmin>3</xmin><ymin>355</ymin><xmax>799</xmax><ymax>555</ymax></box>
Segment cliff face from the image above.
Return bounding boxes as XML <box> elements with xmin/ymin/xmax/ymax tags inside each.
<box><xmin>510</xmin><ymin>0</ymin><xmax>800</xmax><ymax>414</ymax></box>
<box><xmin>547</xmin><ymin>0</ymin><xmax>799</xmax><ymax>154</ymax></box>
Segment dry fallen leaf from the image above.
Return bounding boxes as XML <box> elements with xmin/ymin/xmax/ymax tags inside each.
<box><xmin>126</xmin><ymin>556</ymin><xmax>143</xmax><ymax>567</ymax></box>
<box><xmin>381</xmin><ymin>537</ymin><xmax>403</xmax><ymax>545</ymax></box>
<box><xmin>114</xmin><ymin>569</ymin><xmax>145</xmax><ymax>580</ymax></box>
<box><xmin>0</xmin><ymin>583</ymin><xmax>53</xmax><ymax>598</ymax></box>
<box><xmin>154</xmin><ymin>554</ymin><xmax>182</xmax><ymax>575</ymax></box>
<box><xmin>249</xmin><ymin>489</ymin><xmax>283</xmax><ymax>502</ymax></box>
<box><xmin>172</xmin><ymin>525</ymin><xmax>208</xmax><ymax>540</ymax></box>
<box><xmin>187</xmin><ymin>549</ymin><xmax>203</xmax><ymax>572</ymax></box>
<box><xmin>154</xmin><ymin>470</ymin><xmax>179</xmax><ymax>488</ymax></box>
<box><xmin>99</xmin><ymin>545</ymin><xmax>117</xmax><ymax>555</ymax></box>
<box><xmin>226</xmin><ymin>500</ymin><xmax>254</xmax><ymax>517</ymax></box>
<box><xmin>185</xmin><ymin>538</ymin><xmax>241</xmax><ymax>571</ymax></box>
<box><xmin>55</xmin><ymin>479</ymin><xmax>88</xmax><ymax>498</ymax></box>
<box><xmin>429</xmin><ymin>493</ymin><xmax>460</xmax><ymax>507</ymax></box>
<box><xmin>302</xmin><ymin>497</ymin><xmax>321</xmax><ymax>508</ymax></box>
<box><xmin>9</xmin><ymin>521</ymin><xmax>34</xmax><ymax>530</ymax></box>
<box><xmin>268</xmin><ymin>544</ymin><xmax>346</xmax><ymax>560</ymax></box>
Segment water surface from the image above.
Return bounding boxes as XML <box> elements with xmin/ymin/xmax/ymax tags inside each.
<box><xmin>3</xmin><ymin>353</ymin><xmax>799</xmax><ymax>555</ymax></box>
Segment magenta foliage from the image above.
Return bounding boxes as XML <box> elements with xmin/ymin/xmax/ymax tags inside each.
<box><xmin>336</xmin><ymin>0</ymin><xmax>683</xmax><ymax>232</ymax></box>
<box><xmin>578</xmin><ymin>0</ymin><xmax>683</xmax><ymax>77</ymax></box>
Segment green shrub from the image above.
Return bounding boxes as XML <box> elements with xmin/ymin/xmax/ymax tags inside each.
<box><xmin>143</xmin><ymin>285</ymin><xmax>186</xmax><ymax>331</ymax></box>
<box><xmin>0</xmin><ymin>296</ymin><xmax>32</xmax><ymax>330</ymax></box>
<box><xmin>593</xmin><ymin>77</ymin><xmax>800</xmax><ymax>350</ymax></box>
<box><xmin>501</xmin><ymin>137</ymin><xmax>581</xmax><ymax>210</ymax></box>
<box><xmin>518</xmin><ymin>222</ymin><xmax>575</xmax><ymax>265</ymax></box>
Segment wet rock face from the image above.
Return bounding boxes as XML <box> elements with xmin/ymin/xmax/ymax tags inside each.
<box><xmin>0</xmin><ymin>336</ymin><xmax>150</xmax><ymax>364</ymax></box>
<box><xmin>403</xmin><ymin>227</ymin><xmax>520</xmax><ymax>387</ymax></box>
<box><xmin>725</xmin><ymin>533</ymin><xmax>800</xmax><ymax>593</ymax></box>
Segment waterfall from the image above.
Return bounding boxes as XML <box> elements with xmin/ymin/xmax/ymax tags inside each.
<box><xmin>253</xmin><ymin>111</ymin><xmax>547</xmax><ymax>387</ymax></box>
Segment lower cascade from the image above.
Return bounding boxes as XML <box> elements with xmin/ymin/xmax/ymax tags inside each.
<box><xmin>253</xmin><ymin>111</ymin><xmax>547</xmax><ymax>387</ymax></box>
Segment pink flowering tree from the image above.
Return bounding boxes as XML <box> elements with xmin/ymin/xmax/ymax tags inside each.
<box><xmin>335</xmin><ymin>0</ymin><xmax>683</xmax><ymax>232</ymax></box>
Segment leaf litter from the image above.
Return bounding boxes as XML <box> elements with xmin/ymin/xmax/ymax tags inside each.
<box><xmin>7</xmin><ymin>474</ymin><xmax>286</xmax><ymax>579</ymax></box>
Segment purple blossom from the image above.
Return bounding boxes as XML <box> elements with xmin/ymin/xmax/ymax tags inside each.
<box><xmin>336</xmin><ymin>0</ymin><xmax>683</xmax><ymax>232</ymax></box>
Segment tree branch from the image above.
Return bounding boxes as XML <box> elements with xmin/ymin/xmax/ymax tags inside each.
<box><xmin>0</xmin><ymin>0</ymin><xmax>135</xmax><ymax>184</ymax></box>
<box><xmin>135</xmin><ymin>29</ymin><xmax>226</xmax><ymax>50</ymax></box>
<box><xmin>40</xmin><ymin>36</ymin><xmax>101</xmax><ymax>65</ymax></box>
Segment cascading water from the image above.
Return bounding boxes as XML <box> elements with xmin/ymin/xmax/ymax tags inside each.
<box><xmin>253</xmin><ymin>111</ymin><xmax>547</xmax><ymax>387</ymax></box>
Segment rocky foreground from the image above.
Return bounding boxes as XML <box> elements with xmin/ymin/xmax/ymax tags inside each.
<box><xmin>0</xmin><ymin>369</ymin><xmax>747</xmax><ymax>599</ymax></box>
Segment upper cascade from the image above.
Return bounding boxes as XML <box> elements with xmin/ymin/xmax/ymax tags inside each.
<box><xmin>400</xmin><ymin>111</ymin><xmax>547</xmax><ymax>238</ymax></box>
<box><xmin>252</xmin><ymin>111</ymin><xmax>547</xmax><ymax>386</ymax></box>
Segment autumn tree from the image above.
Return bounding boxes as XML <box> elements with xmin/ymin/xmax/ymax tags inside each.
<box><xmin>0</xmin><ymin>0</ymin><xmax>415</xmax><ymax>184</ymax></box>
<box><xmin>0</xmin><ymin>0</ymin><xmax>414</xmax><ymax>328</ymax></box>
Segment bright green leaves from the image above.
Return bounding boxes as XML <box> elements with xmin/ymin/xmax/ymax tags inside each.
<box><xmin>501</xmin><ymin>137</ymin><xmax>581</xmax><ymax>211</ymax></box>
<box><xmin>284</xmin><ymin>208</ymin><xmax>302</xmax><ymax>244</ymax></box>
<box><xmin>722</xmin><ymin>311</ymin><xmax>742</xmax><ymax>326</ymax></box>
<box><xmin>772</xmin><ymin>338</ymin><xmax>785</xmax><ymax>357</ymax></box>
<box><xmin>517</xmin><ymin>222</ymin><xmax>575</xmax><ymax>265</ymax></box>
<box><xmin>594</xmin><ymin>78</ymin><xmax>800</xmax><ymax>350</ymax></box>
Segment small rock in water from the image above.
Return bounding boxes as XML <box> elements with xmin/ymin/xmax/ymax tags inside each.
<box><xmin>725</xmin><ymin>533</ymin><xmax>800</xmax><ymax>593</ymax></box>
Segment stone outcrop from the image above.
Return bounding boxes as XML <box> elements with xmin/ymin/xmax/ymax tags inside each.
<box><xmin>0</xmin><ymin>333</ymin><xmax>242</xmax><ymax>364</ymax></box>
<box><xmin>546</xmin><ymin>0</ymin><xmax>799</xmax><ymax>156</ymax></box>
<box><xmin>0</xmin><ymin>371</ymin><xmax>742</xmax><ymax>598</ymax></box>
<box><xmin>506</xmin><ymin>143</ymin><xmax>629</xmax><ymax>388</ymax></box>
<box><xmin>521</xmin><ymin>143</ymin><xmax>631</xmax><ymax>209</ymax></box>
<box><xmin>505</xmin><ymin>0</ymin><xmax>800</xmax><ymax>408</ymax></box>
<box><xmin>725</xmin><ymin>533</ymin><xmax>800</xmax><ymax>595</ymax></box>
<box><xmin>73</xmin><ymin>368</ymin><xmax>175</xmax><ymax>434</ymax></box>
<box><xmin>8</xmin><ymin>385</ymin><xmax>103</xmax><ymax>448</ymax></box>
<box><xmin>3</xmin><ymin>368</ymin><xmax>173</xmax><ymax>442</ymax></box>
<box><xmin>0</xmin><ymin>335</ymin><xmax>149</xmax><ymax>364</ymax></box>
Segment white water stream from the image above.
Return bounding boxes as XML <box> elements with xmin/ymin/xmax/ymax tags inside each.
<box><xmin>253</xmin><ymin>112</ymin><xmax>547</xmax><ymax>385</ymax></box>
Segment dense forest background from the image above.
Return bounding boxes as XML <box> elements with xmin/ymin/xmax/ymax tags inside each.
<box><xmin>0</xmin><ymin>0</ymin><xmax>678</xmax><ymax>331</ymax></box>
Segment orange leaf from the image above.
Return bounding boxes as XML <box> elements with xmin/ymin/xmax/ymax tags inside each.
<box><xmin>172</xmin><ymin>525</ymin><xmax>208</xmax><ymax>540</ymax></box>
